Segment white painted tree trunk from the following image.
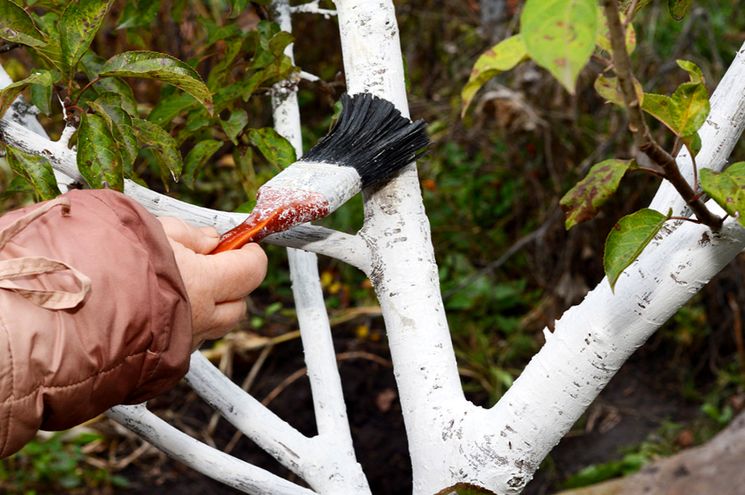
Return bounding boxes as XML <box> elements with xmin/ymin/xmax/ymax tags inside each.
<box><xmin>2</xmin><ymin>2</ymin><xmax>745</xmax><ymax>494</ymax></box>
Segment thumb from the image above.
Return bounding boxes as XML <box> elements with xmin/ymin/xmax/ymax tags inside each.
<box><xmin>158</xmin><ymin>217</ymin><xmax>220</xmax><ymax>254</ymax></box>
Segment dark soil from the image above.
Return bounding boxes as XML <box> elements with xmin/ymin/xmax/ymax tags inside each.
<box><xmin>111</xmin><ymin>326</ymin><xmax>703</xmax><ymax>495</ymax></box>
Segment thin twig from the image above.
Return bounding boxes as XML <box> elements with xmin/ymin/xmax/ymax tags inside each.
<box><xmin>727</xmin><ymin>293</ymin><xmax>745</xmax><ymax>377</ymax></box>
<box><xmin>443</xmin><ymin>211</ymin><xmax>558</xmax><ymax>300</ymax></box>
<box><xmin>261</xmin><ymin>352</ymin><xmax>391</xmax><ymax>407</ymax></box>
<box><xmin>602</xmin><ymin>0</ymin><xmax>723</xmax><ymax>230</ymax></box>
<box><xmin>73</xmin><ymin>76</ymin><xmax>100</xmax><ymax>106</ymax></box>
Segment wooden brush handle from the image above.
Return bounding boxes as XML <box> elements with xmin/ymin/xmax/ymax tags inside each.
<box><xmin>210</xmin><ymin>191</ymin><xmax>330</xmax><ymax>254</ymax></box>
<box><xmin>210</xmin><ymin>213</ymin><xmax>277</xmax><ymax>254</ymax></box>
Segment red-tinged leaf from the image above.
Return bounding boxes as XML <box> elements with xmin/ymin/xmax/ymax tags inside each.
<box><xmin>560</xmin><ymin>159</ymin><xmax>636</xmax><ymax>229</ymax></box>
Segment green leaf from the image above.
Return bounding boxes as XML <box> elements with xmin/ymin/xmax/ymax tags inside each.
<box><xmin>604</xmin><ymin>208</ymin><xmax>667</xmax><ymax>290</ymax></box>
<box><xmin>596</xmin><ymin>8</ymin><xmax>636</xmax><ymax>54</ymax></box>
<box><xmin>31</xmin><ymin>11</ymin><xmax>63</xmax><ymax>69</ymax></box>
<box><xmin>641</xmin><ymin>93</ymin><xmax>677</xmax><ymax>132</ymax></box>
<box><xmin>460</xmin><ymin>35</ymin><xmax>527</xmax><ymax>117</ymax></box>
<box><xmin>672</xmin><ymin>82</ymin><xmax>709</xmax><ymax>137</ymax></box>
<box><xmin>220</xmin><ymin>108</ymin><xmax>248</xmax><ymax>144</ymax></box>
<box><xmin>247</xmin><ymin>128</ymin><xmax>296</xmax><ymax>170</ymax></box>
<box><xmin>0</xmin><ymin>0</ymin><xmax>47</xmax><ymax>47</ymax></box>
<box><xmin>700</xmin><ymin>162</ymin><xmax>745</xmax><ymax>227</ymax></box>
<box><xmin>199</xmin><ymin>16</ymin><xmax>242</xmax><ymax>47</ymax></box>
<box><xmin>560</xmin><ymin>159</ymin><xmax>636</xmax><ymax>229</ymax></box>
<box><xmin>147</xmin><ymin>91</ymin><xmax>198</xmax><ymax>126</ymax></box>
<box><xmin>80</xmin><ymin>53</ymin><xmax>138</xmax><ymax>116</ymax></box>
<box><xmin>207</xmin><ymin>37</ymin><xmax>244</xmax><ymax>89</ymax></box>
<box><xmin>520</xmin><ymin>0</ymin><xmax>598</xmax><ymax>94</ymax></box>
<box><xmin>116</xmin><ymin>0</ymin><xmax>160</xmax><ymax>30</ymax></box>
<box><xmin>0</xmin><ymin>69</ymin><xmax>54</xmax><ymax>119</ymax></box>
<box><xmin>132</xmin><ymin>118</ymin><xmax>183</xmax><ymax>182</ymax></box>
<box><xmin>88</xmin><ymin>93</ymin><xmax>138</xmax><ymax>175</ymax></box>
<box><xmin>594</xmin><ymin>74</ymin><xmax>643</xmax><ymax>107</ymax></box>
<box><xmin>642</xmin><ymin>62</ymin><xmax>709</xmax><ymax>138</ymax></box>
<box><xmin>99</xmin><ymin>50</ymin><xmax>213</xmax><ymax>113</ymax></box>
<box><xmin>30</xmin><ymin>77</ymin><xmax>54</xmax><ymax>115</ymax></box>
<box><xmin>5</xmin><ymin>145</ymin><xmax>60</xmax><ymax>200</ymax></box>
<box><xmin>668</xmin><ymin>0</ymin><xmax>693</xmax><ymax>20</ymax></box>
<box><xmin>677</xmin><ymin>59</ymin><xmax>704</xmax><ymax>84</ymax></box>
<box><xmin>183</xmin><ymin>139</ymin><xmax>222</xmax><ymax>185</ymax></box>
<box><xmin>77</xmin><ymin>112</ymin><xmax>124</xmax><ymax>190</ymax></box>
<box><xmin>59</xmin><ymin>0</ymin><xmax>115</xmax><ymax>76</ymax></box>
<box><xmin>681</xmin><ymin>132</ymin><xmax>702</xmax><ymax>156</ymax></box>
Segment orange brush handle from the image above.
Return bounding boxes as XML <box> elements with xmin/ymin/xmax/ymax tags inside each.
<box><xmin>210</xmin><ymin>213</ymin><xmax>277</xmax><ymax>254</ymax></box>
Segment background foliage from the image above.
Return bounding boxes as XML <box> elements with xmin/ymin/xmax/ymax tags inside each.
<box><xmin>1</xmin><ymin>0</ymin><xmax>745</xmax><ymax>493</ymax></box>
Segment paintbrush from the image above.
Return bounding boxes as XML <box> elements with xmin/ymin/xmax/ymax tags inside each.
<box><xmin>211</xmin><ymin>92</ymin><xmax>429</xmax><ymax>254</ymax></box>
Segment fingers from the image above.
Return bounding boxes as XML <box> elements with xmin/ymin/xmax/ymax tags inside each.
<box><xmin>205</xmin><ymin>243</ymin><xmax>268</xmax><ymax>302</ymax></box>
<box><xmin>200</xmin><ymin>299</ymin><xmax>248</xmax><ymax>340</ymax></box>
<box><xmin>158</xmin><ymin>217</ymin><xmax>220</xmax><ymax>254</ymax></box>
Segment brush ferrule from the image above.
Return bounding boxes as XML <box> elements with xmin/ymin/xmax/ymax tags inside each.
<box><xmin>260</xmin><ymin>160</ymin><xmax>362</xmax><ymax>212</ymax></box>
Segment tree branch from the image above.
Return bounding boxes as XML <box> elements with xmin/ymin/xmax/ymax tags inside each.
<box><xmin>106</xmin><ymin>404</ymin><xmax>315</xmax><ymax>495</ymax></box>
<box><xmin>602</xmin><ymin>0</ymin><xmax>723</xmax><ymax>230</ymax></box>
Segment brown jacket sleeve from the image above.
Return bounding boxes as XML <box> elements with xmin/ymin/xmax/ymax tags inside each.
<box><xmin>0</xmin><ymin>189</ymin><xmax>193</xmax><ymax>458</ymax></box>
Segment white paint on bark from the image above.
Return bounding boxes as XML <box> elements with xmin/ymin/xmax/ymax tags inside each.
<box><xmin>1</xmin><ymin>3</ymin><xmax>745</xmax><ymax>494</ymax></box>
<box><xmin>107</xmin><ymin>404</ymin><xmax>314</xmax><ymax>495</ymax></box>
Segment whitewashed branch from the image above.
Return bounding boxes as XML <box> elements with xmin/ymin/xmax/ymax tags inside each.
<box><xmin>183</xmin><ymin>2</ymin><xmax>371</xmax><ymax>491</ymax></box>
<box><xmin>272</xmin><ymin>1</ymin><xmax>369</xmax><ymax>489</ymax></box>
<box><xmin>650</xmin><ymin>44</ymin><xmax>745</xmax><ymax>216</ymax></box>
<box><xmin>0</xmin><ymin>117</ymin><xmax>370</xmax><ymax>269</ymax></box>
<box><xmin>107</xmin><ymin>404</ymin><xmax>315</xmax><ymax>495</ymax></box>
<box><xmin>333</xmin><ymin>2</ymin><xmax>745</xmax><ymax>493</ymax></box>
<box><xmin>290</xmin><ymin>1</ymin><xmax>336</xmax><ymax>16</ymax></box>
<box><xmin>334</xmin><ymin>3</ymin><xmax>469</xmax><ymax>494</ymax></box>
<box><xmin>0</xmin><ymin>66</ymin><xmax>74</xmax><ymax>191</ymax></box>
<box><xmin>185</xmin><ymin>354</ymin><xmax>314</xmax><ymax>471</ymax></box>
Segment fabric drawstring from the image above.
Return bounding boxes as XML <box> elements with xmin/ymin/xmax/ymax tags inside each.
<box><xmin>0</xmin><ymin>197</ymin><xmax>91</xmax><ymax>310</ymax></box>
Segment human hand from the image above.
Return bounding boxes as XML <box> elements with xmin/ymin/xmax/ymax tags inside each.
<box><xmin>158</xmin><ymin>218</ymin><xmax>268</xmax><ymax>349</ymax></box>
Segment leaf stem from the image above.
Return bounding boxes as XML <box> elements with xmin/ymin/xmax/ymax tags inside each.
<box><xmin>602</xmin><ymin>0</ymin><xmax>723</xmax><ymax>231</ymax></box>
<box><xmin>73</xmin><ymin>77</ymin><xmax>101</xmax><ymax>106</ymax></box>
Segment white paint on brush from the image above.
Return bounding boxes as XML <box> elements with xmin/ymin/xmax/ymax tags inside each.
<box><xmin>263</xmin><ymin>160</ymin><xmax>362</xmax><ymax>211</ymax></box>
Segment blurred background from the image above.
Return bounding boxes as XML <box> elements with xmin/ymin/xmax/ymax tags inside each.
<box><xmin>1</xmin><ymin>0</ymin><xmax>745</xmax><ymax>493</ymax></box>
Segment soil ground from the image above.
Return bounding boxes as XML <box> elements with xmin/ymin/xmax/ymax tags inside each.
<box><xmin>111</xmin><ymin>328</ymin><xmax>701</xmax><ymax>495</ymax></box>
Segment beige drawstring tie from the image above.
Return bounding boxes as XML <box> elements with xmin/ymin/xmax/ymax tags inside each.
<box><xmin>0</xmin><ymin>197</ymin><xmax>91</xmax><ymax>310</ymax></box>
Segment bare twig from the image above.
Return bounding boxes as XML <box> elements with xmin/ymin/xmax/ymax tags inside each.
<box><xmin>727</xmin><ymin>293</ymin><xmax>745</xmax><ymax>377</ymax></box>
<box><xmin>261</xmin><ymin>352</ymin><xmax>392</xmax><ymax>407</ymax></box>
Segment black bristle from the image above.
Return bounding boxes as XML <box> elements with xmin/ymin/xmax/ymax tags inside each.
<box><xmin>302</xmin><ymin>93</ymin><xmax>429</xmax><ymax>188</ymax></box>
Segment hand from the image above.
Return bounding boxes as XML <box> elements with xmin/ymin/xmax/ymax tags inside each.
<box><xmin>158</xmin><ymin>217</ymin><xmax>268</xmax><ymax>349</ymax></box>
